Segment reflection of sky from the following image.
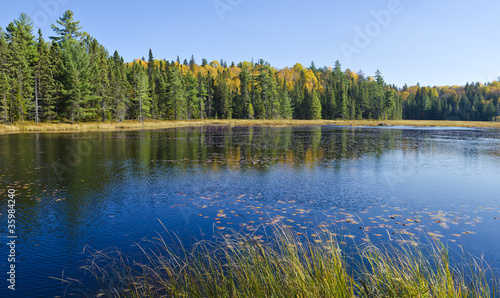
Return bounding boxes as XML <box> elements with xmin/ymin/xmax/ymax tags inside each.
<box><xmin>0</xmin><ymin>126</ymin><xmax>499</xmax><ymax>296</ymax></box>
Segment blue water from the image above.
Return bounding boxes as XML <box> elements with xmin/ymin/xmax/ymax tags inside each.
<box><xmin>0</xmin><ymin>125</ymin><xmax>499</xmax><ymax>297</ymax></box>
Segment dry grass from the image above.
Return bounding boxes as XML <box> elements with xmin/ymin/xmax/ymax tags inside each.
<box><xmin>1</xmin><ymin>119</ymin><xmax>500</xmax><ymax>134</ymax></box>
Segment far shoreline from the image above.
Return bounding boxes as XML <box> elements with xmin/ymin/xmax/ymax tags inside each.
<box><xmin>1</xmin><ymin>119</ymin><xmax>500</xmax><ymax>134</ymax></box>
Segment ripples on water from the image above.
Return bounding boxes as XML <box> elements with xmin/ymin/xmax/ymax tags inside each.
<box><xmin>0</xmin><ymin>125</ymin><xmax>499</xmax><ymax>296</ymax></box>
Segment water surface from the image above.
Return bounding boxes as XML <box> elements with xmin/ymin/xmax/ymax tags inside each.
<box><xmin>0</xmin><ymin>125</ymin><xmax>499</xmax><ymax>296</ymax></box>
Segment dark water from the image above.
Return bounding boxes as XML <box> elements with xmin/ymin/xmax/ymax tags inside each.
<box><xmin>0</xmin><ymin>125</ymin><xmax>499</xmax><ymax>297</ymax></box>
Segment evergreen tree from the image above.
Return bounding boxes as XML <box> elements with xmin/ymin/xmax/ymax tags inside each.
<box><xmin>131</xmin><ymin>62</ymin><xmax>151</xmax><ymax>120</ymax></box>
<box><xmin>309</xmin><ymin>89</ymin><xmax>322</xmax><ymax>120</ymax></box>
<box><xmin>325</xmin><ymin>72</ymin><xmax>337</xmax><ymax>119</ymax></box>
<box><xmin>189</xmin><ymin>55</ymin><xmax>196</xmax><ymax>71</ymax></box>
<box><xmin>185</xmin><ymin>72</ymin><xmax>199</xmax><ymax>119</ymax></box>
<box><xmin>50</xmin><ymin>10</ymin><xmax>84</xmax><ymax>42</ymax></box>
<box><xmin>0</xmin><ymin>27</ymin><xmax>10</xmax><ymax>123</ymax></box>
<box><xmin>5</xmin><ymin>13</ymin><xmax>37</xmax><ymax>123</ymax></box>
<box><xmin>167</xmin><ymin>65</ymin><xmax>186</xmax><ymax>120</ymax></box>
<box><xmin>0</xmin><ymin>72</ymin><xmax>9</xmax><ymax>123</ymax></box>
<box><xmin>214</xmin><ymin>70</ymin><xmax>231</xmax><ymax>119</ymax></box>
<box><xmin>147</xmin><ymin>49</ymin><xmax>159</xmax><ymax>118</ymax></box>
<box><xmin>86</xmin><ymin>37</ymin><xmax>111</xmax><ymax>121</ymax></box>
<box><xmin>280</xmin><ymin>81</ymin><xmax>293</xmax><ymax>119</ymax></box>
<box><xmin>60</xmin><ymin>39</ymin><xmax>98</xmax><ymax>122</ymax></box>
<box><xmin>197</xmin><ymin>73</ymin><xmax>208</xmax><ymax>119</ymax></box>
<box><xmin>48</xmin><ymin>40</ymin><xmax>63</xmax><ymax>119</ymax></box>
<box><xmin>383</xmin><ymin>90</ymin><xmax>395</xmax><ymax>120</ymax></box>
<box><xmin>239</xmin><ymin>65</ymin><xmax>251</xmax><ymax>118</ymax></box>
<box><xmin>110</xmin><ymin>50</ymin><xmax>129</xmax><ymax>122</ymax></box>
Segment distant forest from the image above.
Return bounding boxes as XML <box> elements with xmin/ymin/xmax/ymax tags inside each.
<box><xmin>1</xmin><ymin>11</ymin><xmax>499</xmax><ymax>124</ymax></box>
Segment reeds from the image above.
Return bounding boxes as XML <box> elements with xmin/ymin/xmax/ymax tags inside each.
<box><xmin>83</xmin><ymin>225</ymin><xmax>497</xmax><ymax>297</ymax></box>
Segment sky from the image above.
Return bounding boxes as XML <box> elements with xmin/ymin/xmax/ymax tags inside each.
<box><xmin>1</xmin><ymin>0</ymin><xmax>499</xmax><ymax>87</ymax></box>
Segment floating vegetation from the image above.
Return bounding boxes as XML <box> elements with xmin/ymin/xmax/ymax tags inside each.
<box><xmin>167</xmin><ymin>189</ymin><xmax>498</xmax><ymax>249</ymax></box>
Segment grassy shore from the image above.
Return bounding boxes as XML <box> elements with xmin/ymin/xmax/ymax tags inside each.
<box><xmin>84</xmin><ymin>225</ymin><xmax>498</xmax><ymax>297</ymax></box>
<box><xmin>1</xmin><ymin>119</ymin><xmax>500</xmax><ymax>134</ymax></box>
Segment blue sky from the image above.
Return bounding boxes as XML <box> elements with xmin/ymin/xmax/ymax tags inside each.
<box><xmin>1</xmin><ymin>0</ymin><xmax>499</xmax><ymax>87</ymax></box>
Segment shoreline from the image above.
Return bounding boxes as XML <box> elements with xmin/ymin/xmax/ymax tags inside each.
<box><xmin>1</xmin><ymin>119</ymin><xmax>500</xmax><ymax>134</ymax></box>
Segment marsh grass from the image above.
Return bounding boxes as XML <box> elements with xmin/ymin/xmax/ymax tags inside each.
<box><xmin>2</xmin><ymin>119</ymin><xmax>500</xmax><ymax>134</ymax></box>
<box><xmin>82</xmin><ymin>224</ymin><xmax>498</xmax><ymax>297</ymax></box>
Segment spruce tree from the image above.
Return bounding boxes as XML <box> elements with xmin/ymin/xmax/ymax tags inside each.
<box><xmin>110</xmin><ymin>51</ymin><xmax>129</xmax><ymax>122</ymax></box>
<box><xmin>0</xmin><ymin>27</ymin><xmax>10</xmax><ymax>123</ymax></box>
<box><xmin>167</xmin><ymin>65</ymin><xmax>186</xmax><ymax>120</ymax></box>
<box><xmin>5</xmin><ymin>13</ymin><xmax>37</xmax><ymax>123</ymax></box>
<box><xmin>130</xmin><ymin>62</ymin><xmax>151</xmax><ymax>121</ymax></box>
<box><xmin>239</xmin><ymin>65</ymin><xmax>251</xmax><ymax>118</ymax></box>
<box><xmin>36</xmin><ymin>29</ymin><xmax>58</xmax><ymax>121</ymax></box>
<box><xmin>310</xmin><ymin>89</ymin><xmax>322</xmax><ymax>120</ymax></box>
<box><xmin>280</xmin><ymin>81</ymin><xmax>293</xmax><ymax>119</ymax></box>
<box><xmin>48</xmin><ymin>40</ymin><xmax>63</xmax><ymax>119</ymax></box>
<box><xmin>0</xmin><ymin>73</ymin><xmax>9</xmax><ymax>123</ymax></box>
<box><xmin>60</xmin><ymin>39</ymin><xmax>98</xmax><ymax>122</ymax></box>
<box><xmin>185</xmin><ymin>72</ymin><xmax>199</xmax><ymax>119</ymax></box>
<box><xmin>197</xmin><ymin>73</ymin><xmax>208</xmax><ymax>119</ymax></box>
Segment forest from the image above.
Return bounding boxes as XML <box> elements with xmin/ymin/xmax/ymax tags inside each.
<box><xmin>0</xmin><ymin>10</ymin><xmax>499</xmax><ymax>124</ymax></box>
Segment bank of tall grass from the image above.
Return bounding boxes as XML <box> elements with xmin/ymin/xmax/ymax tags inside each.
<box><xmin>2</xmin><ymin>119</ymin><xmax>500</xmax><ymax>134</ymax></box>
<box><xmin>83</xmin><ymin>225</ymin><xmax>498</xmax><ymax>297</ymax></box>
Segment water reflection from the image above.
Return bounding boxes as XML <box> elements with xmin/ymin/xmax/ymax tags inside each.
<box><xmin>0</xmin><ymin>125</ymin><xmax>499</xmax><ymax>296</ymax></box>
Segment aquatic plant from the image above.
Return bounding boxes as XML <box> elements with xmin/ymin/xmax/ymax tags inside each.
<box><xmin>83</xmin><ymin>224</ymin><xmax>498</xmax><ymax>297</ymax></box>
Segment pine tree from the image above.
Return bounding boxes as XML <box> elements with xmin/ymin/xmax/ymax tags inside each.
<box><xmin>383</xmin><ymin>90</ymin><xmax>395</xmax><ymax>120</ymax></box>
<box><xmin>185</xmin><ymin>72</ymin><xmax>199</xmax><ymax>119</ymax></box>
<box><xmin>48</xmin><ymin>40</ymin><xmax>63</xmax><ymax>119</ymax></box>
<box><xmin>197</xmin><ymin>73</ymin><xmax>208</xmax><ymax>119</ymax></box>
<box><xmin>280</xmin><ymin>81</ymin><xmax>292</xmax><ymax>119</ymax></box>
<box><xmin>325</xmin><ymin>71</ymin><xmax>337</xmax><ymax>119</ymax></box>
<box><xmin>0</xmin><ymin>72</ymin><xmax>9</xmax><ymax>123</ymax></box>
<box><xmin>239</xmin><ymin>65</ymin><xmax>251</xmax><ymax>118</ymax></box>
<box><xmin>189</xmin><ymin>55</ymin><xmax>196</xmax><ymax>71</ymax></box>
<box><xmin>5</xmin><ymin>13</ymin><xmax>37</xmax><ymax>123</ymax></box>
<box><xmin>109</xmin><ymin>51</ymin><xmax>129</xmax><ymax>121</ymax></box>
<box><xmin>86</xmin><ymin>38</ymin><xmax>111</xmax><ymax>121</ymax></box>
<box><xmin>167</xmin><ymin>65</ymin><xmax>186</xmax><ymax>120</ymax></box>
<box><xmin>214</xmin><ymin>70</ymin><xmax>231</xmax><ymax>119</ymax></box>
<box><xmin>36</xmin><ymin>30</ymin><xmax>61</xmax><ymax>121</ymax></box>
<box><xmin>60</xmin><ymin>39</ymin><xmax>98</xmax><ymax>122</ymax></box>
<box><xmin>0</xmin><ymin>27</ymin><xmax>10</xmax><ymax>123</ymax></box>
<box><xmin>338</xmin><ymin>86</ymin><xmax>348</xmax><ymax>119</ymax></box>
<box><xmin>50</xmin><ymin>10</ymin><xmax>84</xmax><ymax>42</ymax></box>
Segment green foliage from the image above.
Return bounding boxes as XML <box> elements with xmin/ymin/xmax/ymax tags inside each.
<box><xmin>185</xmin><ymin>72</ymin><xmax>199</xmax><ymax>119</ymax></box>
<box><xmin>0</xmin><ymin>11</ymin><xmax>497</xmax><ymax>125</ymax></box>
<box><xmin>36</xmin><ymin>29</ymin><xmax>58</xmax><ymax>121</ymax></box>
<box><xmin>50</xmin><ymin>10</ymin><xmax>84</xmax><ymax>43</ymax></box>
<box><xmin>280</xmin><ymin>84</ymin><xmax>293</xmax><ymax>119</ymax></box>
<box><xmin>60</xmin><ymin>39</ymin><xmax>99</xmax><ymax>122</ymax></box>
<box><xmin>309</xmin><ymin>89</ymin><xmax>322</xmax><ymax>120</ymax></box>
<box><xmin>85</xmin><ymin>225</ymin><xmax>498</xmax><ymax>297</ymax></box>
<box><xmin>130</xmin><ymin>63</ymin><xmax>151</xmax><ymax>120</ymax></box>
<box><xmin>0</xmin><ymin>71</ymin><xmax>9</xmax><ymax>123</ymax></box>
<box><xmin>5</xmin><ymin>13</ymin><xmax>37</xmax><ymax>123</ymax></box>
<box><xmin>167</xmin><ymin>65</ymin><xmax>185</xmax><ymax>120</ymax></box>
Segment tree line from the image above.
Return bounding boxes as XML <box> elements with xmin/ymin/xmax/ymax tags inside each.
<box><xmin>0</xmin><ymin>11</ymin><xmax>499</xmax><ymax>124</ymax></box>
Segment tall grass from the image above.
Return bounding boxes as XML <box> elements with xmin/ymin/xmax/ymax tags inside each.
<box><xmin>3</xmin><ymin>119</ymin><xmax>500</xmax><ymax>134</ymax></box>
<box><xmin>83</xmin><ymin>225</ymin><xmax>498</xmax><ymax>297</ymax></box>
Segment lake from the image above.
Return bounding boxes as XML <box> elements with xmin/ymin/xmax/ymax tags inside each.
<box><xmin>1</xmin><ymin>125</ymin><xmax>499</xmax><ymax>297</ymax></box>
